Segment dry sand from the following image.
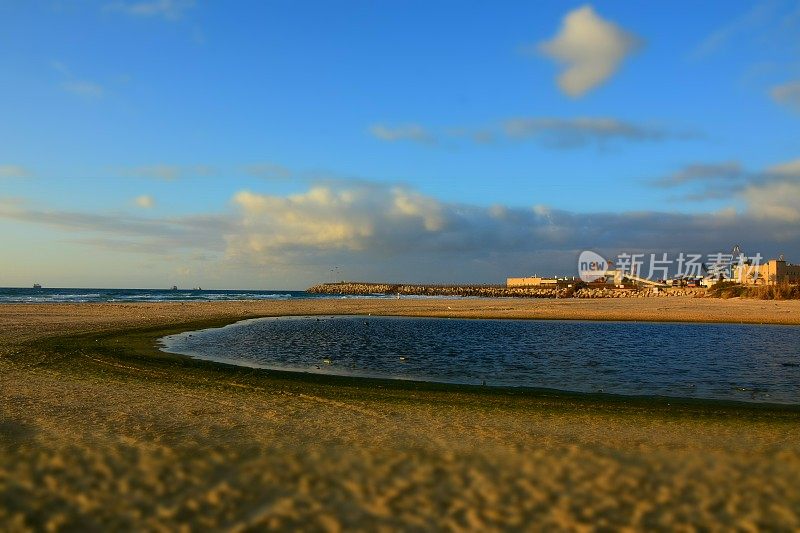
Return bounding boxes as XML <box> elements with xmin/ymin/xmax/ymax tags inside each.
<box><xmin>1</xmin><ymin>297</ymin><xmax>799</xmax><ymax>531</ymax></box>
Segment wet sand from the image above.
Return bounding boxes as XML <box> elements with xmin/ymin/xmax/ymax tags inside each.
<box><xmin>1</xmin><ymin>297</ymin><xmax>799</xmax><ymax>530</ymax></box>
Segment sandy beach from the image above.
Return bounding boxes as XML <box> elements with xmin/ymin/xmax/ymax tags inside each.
<box><xmin>2</xmin><ymin>297</ymin><xmax>800</xmax><ymax>530</ymax></box>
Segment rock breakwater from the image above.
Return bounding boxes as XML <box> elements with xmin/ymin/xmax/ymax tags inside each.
<box><xmin>307</xmin><ymin>282</ymin><xmax>704</xmax><ymax>298</ymax></box>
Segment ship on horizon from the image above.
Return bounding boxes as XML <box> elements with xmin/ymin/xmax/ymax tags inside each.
<box><xmin>33</xmin><ymin>283</ymin><xmax>42</xmax><ymax>289</ymax></box>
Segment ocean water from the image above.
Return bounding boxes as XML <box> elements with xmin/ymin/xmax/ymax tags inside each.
<box><xmin>0</xmin><ymin>287</ymin><xmax>470</xmax><ymax>303</ymax></box>
<box><xmin>161</xmin><ymin>316</ymin><xmax>800</xmax><ymax>404</ymax></box>
<box><xmin>0</xmin><ymin>287</ymin><xmax>324</xmax><ymax>303</ymax></box>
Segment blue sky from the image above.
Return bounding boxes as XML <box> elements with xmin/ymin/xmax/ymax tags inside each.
<box><xmin>1</xmin><ymin>1</ymin><xmax>800</xmax><ymax>288</ymax></box>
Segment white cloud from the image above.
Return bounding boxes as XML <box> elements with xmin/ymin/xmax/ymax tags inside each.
<box><xmin>61</xmin><ymin>80</ymin><xmax>105</xmax><ymax>98</ymax></box>
<box><xmin>128</xmin><ymin>165</ymin><xmax>180</xmax><ymax>180</ymax></box>
<box><xmin>390</xmin><ymin>188</ymin><xmax>444</xmax><ymax>231</ymax></box>
<box><xmin>503</xmin><ymin>117</ymin><xmax>674</xmax><ymax>147</ymax></box>
<box><xmin>740</xmin><ymin>155</ymin><xmax>800</xmax><ymax>223</ymax></box>
<box><xmin>105</xmin><ymin>0</ymin><xmax>195</xmax><ymax>19</ymax></box>
<box><xmin>770</xmin><ymin>81</ymin><xmax>800</xmax><ymax>112</ymax></box>
<box><xmin>373</xmin><ymin>116</ymin><xmax>690</xmax><ymax>149</ymax></box>
<box><xmin>0</xmin><ymin>201</ymin><xmax>231</xmax><ymax>256</ymax></box>
<box><xmin>743</xmin><ymin>181</ymin><xmax>800</xmax><ymax>222</ymax></box>
<box><xmin>51</xmin><ymin>61</ymin><xmax>70</xmax><ymax>76</ymax></box>
<box><xmin>651</xmin><ymin>157</ymin><xmax>800</xmax><ymax>214</ymax></box>
<box><xmin>653</xmin><ymin>157</ymin><xmax>800</xmax><ymax>189</ymax></box>
<box><xmin>651</xmin><ymin>162</ymin><xmax>744</xmax><ymax>188</ymax></box>
<box><xmin>244</xmin><ymin>163</ymin><xmax>293</xmax><ymax>180</ymax></box>
<box><xmin>227</xmin><ymin>184</ymin><xmax>457</xmax><ymax>263</ymax></box>
<box><xmin>369</xmin><ymin>124</ymin><xmax>434</xmax><ymax>144</ymax></box>
<box><xmin>121</xmin><ymin>164</ymin><xmax>215</xmax><ymax>180</ymax></box>
<box><xmin>691</xmin><ymin>2</ymin><xmax>775</xmax><ymax>59</ymax></box>
<box><xmin>134</xmin><ymin>195</ymin><xmax>155</xmax><ymax>208</ymax></box>
<box><xmin>767</xmin><ymin>158</ymin><xmax>800</xmax><ymax>177</ymax></box>
<box><xmin>0</xmin><ymin>165</ymin><xmax>31</xmax><ymax>178</ymax></box>
<box><xmin>537</xmin><ymin>5</ymin><xmax>642</xmax><ymax>97</ymax></box>
<box><xmin>51</xmin><ymin>61</ymin><xmax>105</xmax><ymax>99</ymax></box>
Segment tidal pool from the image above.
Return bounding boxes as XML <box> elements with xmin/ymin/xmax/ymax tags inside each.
<box><xmin>160</xmin><ymin>316</ymin><xmax>800</xmax><ymax>404</ymax></box>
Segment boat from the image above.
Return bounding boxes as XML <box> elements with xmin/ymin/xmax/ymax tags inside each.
<box><xmin>171</xmin><ymin>285</ymin><xmax>178</xmax><ymax>291</ymax></box>
<box><xmin>33</xmin><ymin>283</ymin><xmax>42</xmax><ymax>289</ymax></box>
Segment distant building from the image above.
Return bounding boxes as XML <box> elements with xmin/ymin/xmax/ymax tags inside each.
<box><xmin>506</xmin><ymin>276</ymin><xmax>561</xmax><ymax>287</ymax></box>
<box><xmin>732</xmin><ymin>258</ymin><xmax>800</xmax><ymax>285</ymax></box>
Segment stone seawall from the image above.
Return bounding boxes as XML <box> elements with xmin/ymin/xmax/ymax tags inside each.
<box><xmin>308</xmin><ymin>283</ymin><xmax>562</xmax><ymax>298</ymax></box>
<box><xmin>307</xmin><ymin>283</ymin><xmax>705</xmax><ymax>298</ymax></box>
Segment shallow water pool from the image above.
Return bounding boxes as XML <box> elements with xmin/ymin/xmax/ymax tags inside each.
<box><xmin>160</xmin><ymin>316</ymin><xmax>800</xmax><ymax>404</ymax></box>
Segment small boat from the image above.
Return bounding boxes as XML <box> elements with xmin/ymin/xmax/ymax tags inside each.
<box><xmin>33</xmin><ymin>283</ymin><xmax>42</xmax><ymax>289</ymax></box>
<box><xmin>171</xmin><ymin>285</ymin><xmax>178</xmax><ymax>291</ymax></box>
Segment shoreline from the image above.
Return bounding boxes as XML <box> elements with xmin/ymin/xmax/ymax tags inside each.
<box><xmin>2</xmin><ymin>299</ymin><xmax>800</xmax><ymax>529</ymax></box>
<box><xmin>3</xmin><ymin>294</ymin><xmax>800</xmax><ymax>327</ymax></box>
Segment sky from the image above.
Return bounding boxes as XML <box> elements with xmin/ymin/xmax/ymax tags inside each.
<box><xmin>1</xmin><ymin>0</ymin><xmax>800</xmax><ymax>289</ymax></box>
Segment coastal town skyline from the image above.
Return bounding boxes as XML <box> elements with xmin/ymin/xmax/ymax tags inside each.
<box><xmin>2</xmin><ymin>1</ymin><xmax>800</xmax><ymax>289</ymax></box>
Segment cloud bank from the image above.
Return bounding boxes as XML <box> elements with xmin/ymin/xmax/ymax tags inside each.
<box><xmin>3</xmin><ymin>176</ymin><xmax>799</xmax><ymax>286</ymax></box>
<box><xmin>537</xmin><ymin>5</ymin><xmax>642</xmax><ymax>97</ymax></box>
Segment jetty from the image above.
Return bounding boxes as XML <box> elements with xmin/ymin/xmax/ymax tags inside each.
<box><xmin>307</xmin><ymin>282</ymin><xmax>703</xmax><ymax>298</ymax></box>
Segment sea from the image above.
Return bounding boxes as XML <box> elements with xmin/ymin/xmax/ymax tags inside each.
<box><xmin>0</xmin><ymin>287</ymin><xmax>348</xmax><ymax>303</ymax></box>
<box><xmin>161</xmin><ymin>315</ymin><xmax>800</xmax><ymax>405</ymax></box>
